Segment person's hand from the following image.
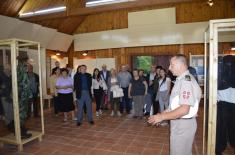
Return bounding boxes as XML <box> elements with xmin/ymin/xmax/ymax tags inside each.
<box><xmin>148</xmin><ymin>114</ymin><xmax>163</xmax><ymax>125</ymax></box>
<box><xmin>144</xmin><ymin>92</ymin><xmax>147</xmax><ymax>96</ymax></box>
<box><xmin>92</xmin><ymin>94</ymin><xmax>94</xmax><ymax>98</ymax></box>
<box><xmin>128</xmin><ymin>94</ymin><xmax>132</xmax><ymax>99</ymax></box>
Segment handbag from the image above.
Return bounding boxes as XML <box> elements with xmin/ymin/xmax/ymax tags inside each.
<box><xmin>111</xmin><ymin>85</ymin><xmax>124</xmax><ymax>98</ymax></box>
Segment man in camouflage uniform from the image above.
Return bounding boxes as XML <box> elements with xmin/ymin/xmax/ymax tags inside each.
<box><xmin>17</xmin><ymin>53</ymin><xmax>33</xmax><ymax>139</ymax></box>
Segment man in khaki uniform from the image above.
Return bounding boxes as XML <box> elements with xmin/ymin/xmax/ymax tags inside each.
<box><xmin>148</xmin><ymin>54</ymin><xmax>202</xmax><ymax>155</ymax></box>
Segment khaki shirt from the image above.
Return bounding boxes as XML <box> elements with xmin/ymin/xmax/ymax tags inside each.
<box><xmin>169</xmin><ymin>70</ymin><xmax>202</xmax><ymax>118</ymax></box>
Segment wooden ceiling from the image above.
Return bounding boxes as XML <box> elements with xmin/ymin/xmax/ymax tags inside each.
<box><xmin>0</xmin><ymin>0</ymin><xmax>227</xmax><ymax>35</ymax></box>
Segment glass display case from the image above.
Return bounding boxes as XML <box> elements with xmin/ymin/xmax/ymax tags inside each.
<box><xmin>203</xmin><ymin>19</ymin><xmax>235</xmax><ymax>155</ymax></box>
<box><xmin>0</xmin><ymin>39</ymin><xmax>44</xmax><ymax>151</ymax></box>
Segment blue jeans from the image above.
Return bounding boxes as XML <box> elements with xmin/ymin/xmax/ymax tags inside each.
<box><xmin>145</xmin><ymin>88</ymin><xmax>155</xmax><ymax>114</ymax></box>
<box><xmin>77</xmin><ymin>91</ymin><xmax>93</xmax><ymax>123</ymax></box>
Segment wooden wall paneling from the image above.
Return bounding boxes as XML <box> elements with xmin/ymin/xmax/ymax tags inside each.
<box><xmin>176</xmin><ymin>0</ymin><xmax>235</xmax><ymax>23</ymax></box>
<box><xmin>75</xmin><ymin>10</ymin><xmax>129</xmax><ymax>34</ymax></box>
<box><xmin>0</xmin><ymin>0</ymin><xmax>27</xmax><ymax>16</ymax></box>
<box><xmin>20</xmin><ymin>0</ymin><xmax>65</xmax><ymax>13</ymax></box>
<box><xmin>69</xmin><ymin>43</ymin><xmax>233</xmax><ymax>71</ymax></box>
<box><xmin>74</xmin><ymin>0</ymin><xmax>235</xmax><ymax>34</ymax></box>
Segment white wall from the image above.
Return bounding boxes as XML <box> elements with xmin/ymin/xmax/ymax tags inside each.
<box><xmin>0</xmin><ymin>15</ymin><xmax>73</xmax><ymax>52</ymax></box>
<box><xmin>128</xmin><ymin>8</ymin><xmax>176</xmax><ymax>28</ymax></box>
<box><xmin>73</xmin><ymin>58</ymin><xmax>116</xmax><ymax>74</ymax></box>
<box><xmin>74</xmin><ymin>8</ymin><xmax>235</xmax><ymax>51</ymax></box>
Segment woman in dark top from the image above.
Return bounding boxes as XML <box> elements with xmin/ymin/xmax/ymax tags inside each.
<box><xmin>128</xmin><ymin>69</ymin><xmax>148</xmax><ymax>119</ymax></box>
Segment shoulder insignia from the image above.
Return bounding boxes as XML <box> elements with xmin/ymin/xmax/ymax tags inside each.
<box><xmin>185</xmin><ymin>75</ymin><xmax>191</xmax><ymax>81</ymax></box>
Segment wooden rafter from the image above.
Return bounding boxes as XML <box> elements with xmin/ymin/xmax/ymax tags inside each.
<box><xmin>23</xmin><ymin>0</ymin><xmax>199</xmax><ymax>22</ymax></box>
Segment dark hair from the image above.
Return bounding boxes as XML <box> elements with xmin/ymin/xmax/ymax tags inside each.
<box><xmin>156</xmin><ymin>66</ymin><xmax>162</xmax><ymax>70</ymax></box>
<box><xmin>132</xmin><ymin>68</ymin><xmax>139</xmax><ymax>73</ymax></box>
<box><xmin>52</xmin><ymin>67</ymin><xmax>60</xmax><ymax>75</ymax></box>
<box><xmin>80</xmin><ymin>65</ymin><xmax>87</xmax><ymax>68</ymax></box>
<box><xmin>76</xmin><ymin>65</ymin><xmax>81</xmax><ymax>73</ymax></box>
<box><xmin>159</xmin><ymin>68</ymin><xmax>167</xmax><ymax>87</ymax></box>
<box><xmin>60</xmin><ymin>68</ymin><xmax>69</xmax><ymax>74</ymax></box>
<box><xmin>93</xmin><ymin>68</ymin><xmax>101</xmax><ymax>80</ymax></box>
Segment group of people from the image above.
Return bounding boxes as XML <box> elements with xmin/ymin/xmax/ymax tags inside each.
<box><xmin>49</xmin><ymin>60</ymin><xmax>176</xmax><ymax>127</ymax></box>
<box><xmin>50</xmin><ymin>54</ymin><xmax>202</xmax><ymax>155</ymax></box>
<box><xmin>0</xmin><ymin>53</ymin><xmax>202</xmax><ymax>155</ymax></box>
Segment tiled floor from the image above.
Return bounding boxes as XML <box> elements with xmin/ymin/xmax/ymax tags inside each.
<box><xmin>0</xmin><ymin>106</ymin><xmax>234</xmax><ymax>155</ymax></box>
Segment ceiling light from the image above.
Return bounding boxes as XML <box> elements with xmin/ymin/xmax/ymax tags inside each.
<box><xmin>19</xmin><ymin>6</ymin><xmax>66</xmax><ymax>18</ymax></box>
<box><xmin>86</xmin><ymin>0</ymin><xmax>135</xmax><ymax>7</ymax></box>
<box><xmin>231</xmin><ymin>47</ymin><xmax>235</xmax><ymax>50</ymax></box>
<box><xmin>207</xmin><ymin>0</ymin><xmax>214</xmax><ymax>7</ymax></box>
<box><xmin>56</xmin><ymin>53</ymin><xmax>61</xmax><ymax>56</ymax></box>
<box><xmin>82</xmin><ymin>51</ymin><xmax>88</xmax><ymax>56</ymax></box>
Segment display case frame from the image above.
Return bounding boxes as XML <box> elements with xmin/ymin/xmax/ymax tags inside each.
<box><xmin>0</xmin><ymin>39</ymin><xmax>44</xmax><ymax>151</ymax></box>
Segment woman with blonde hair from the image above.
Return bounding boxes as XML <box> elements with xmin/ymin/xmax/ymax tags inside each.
<box><xmin>107</xmin><ymin>68</ymin><xmax>122</xmax><ymax>117</ymax></box>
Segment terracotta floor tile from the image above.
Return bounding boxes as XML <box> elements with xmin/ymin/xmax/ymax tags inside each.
<box><xmin>125</xmin><ymin>146</ymin><xmax>144</xmax><ymax>155</ymax></box>
<box><xmin>1</xmin><ymin>107</ymin><xmax>234</xmax><ymax>155</ymax></box>
<box><xmin>110</xmin><ymin>144</ymin><xmax>128</xmax><ymax>152</ymax></box>
<box><xmin>142</xmin><ymin>149</ymin><xmax>161</xmax><ymax>155</ymax></box>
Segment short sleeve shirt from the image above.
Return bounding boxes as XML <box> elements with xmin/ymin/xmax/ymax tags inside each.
<box><xmin>130</xmin><ymin>77</ymin><xmax>146</xmax><ymax>96</ymax></box>
<box><xmin>56</xmin><ymin>76</ymin><xmax>73</xmax><ymax>94</ymax></box>
<box><xmin>169</xmin><ymin>70</ymin><xmax>202</xmax><ymax>118</ymax></box>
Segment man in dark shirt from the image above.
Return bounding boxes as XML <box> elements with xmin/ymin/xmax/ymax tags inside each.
<box><xmin>74</xmin><ymin>65</ymin><xmax>94</xmax><ymax>126</ymax></box>
<box><xmin>100</xmin><ymin>64</ymin><xmax>110</xmax><ymax>110</ymax></box>
<box><xmin>0</xmin><ymin>65</ymin><xmax>14</xmax><ymax>132</ymax></box>
<box><xmin>27</xmin><ymin>65</ymin><xmax>39</xmax><ymax>117</ymax></box>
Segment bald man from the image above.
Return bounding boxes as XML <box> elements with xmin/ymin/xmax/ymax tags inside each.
<box><xmin>148</xmin><ymin>54</ymin><xmax>201</xmax><ymax>155</ymax></box>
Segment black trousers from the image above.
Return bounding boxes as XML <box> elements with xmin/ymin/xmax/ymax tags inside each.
<box><xmin>94</xmin><ymin>89</ymin><xmax>103</xmax><ymax>111</ymax></box>
<box><xmin>28</xmin><ymin>93</ymin><xmax>39</xmax><ymax>117</ymax></box>
<box><xmin>53</xmin><ymin>96</ymin><xmax>59</xmax><ymax>114</ymax></box>
<box><xmin>0</xmin><ymin>99</ymin><xmax>3</xmax><ymax>116</ymax></box>
<box><xmin>216</xmin><ymin>101</ymin><xmax>235</xmax><ymax>155</ymax></box>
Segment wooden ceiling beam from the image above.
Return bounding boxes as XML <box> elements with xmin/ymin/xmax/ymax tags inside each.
<box><xmin>23</xmin><ymin>0</ymin><xmax>199</xmax><ymax>22</ymax></box>
<box><xmin>70</xmin><ymin>0</ymin><xmax>198</xmax><ymax>16</ymax></box>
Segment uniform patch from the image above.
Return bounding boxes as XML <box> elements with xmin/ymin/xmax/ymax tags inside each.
<box><xmin>182</xmin><ymin>91</ymin><xmax>190</xmax><ymax>99</ymax></box>
<box><xmin>185</xmin><ymin>75</ymin><xmax>191</xmax><ymax>81</ymax></box>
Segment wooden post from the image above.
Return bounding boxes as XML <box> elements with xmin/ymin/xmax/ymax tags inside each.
<box><xmin>11</xmin><ymin>40</ymin><xmax>22</xmax><ymax>147</ymax></box>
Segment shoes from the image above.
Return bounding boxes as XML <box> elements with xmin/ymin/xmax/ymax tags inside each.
<box><xmin>20</xmin><ymin>126</ymin><xmax>32</xmax><ymax>139</ymax></box>
<box><xmin>117</xmin><ymin>111</ymin><xmax>122</xmax><ymax>117</ymax></box>
<box><xmin>99</xmin><ymin>109</ymin><xmax>103</xmax><ymax>115</ymax></box>
<box><xmin>21</xmin><ymin>133</ymin><xmax>32</xmax><ymax>139</ymax></box>
<box><xmin>89</xmin><ymin>121</ymin><xmax>94</xmax><ymax>125</ymax></box>
<box><xmin>138</xmin><ymin>116</ymin><xmax>143</xmax><ymax>120</ymax></box>
<box><xmin>96</xmin><ymin>111</ymin><xmax>99</xmax><ymax>117</ymax></box>
<box><xmin>144</xmin><ymin>112</ymin><xmax>150</xmax><ymax>117</ymax></box>
<box><xmin>72</xmin><ymin>117</ymin><xmax>78</xmax><ymax>121</ymax></box>
<box><xmin>110</xmin><ymin>111</ymin><xmax>114</xmax><ymax>117</ymax></box>
<box><xmin>77</xmin><ymin>122</ymin><xmax>81</xmax><ymax>126</ymax></box>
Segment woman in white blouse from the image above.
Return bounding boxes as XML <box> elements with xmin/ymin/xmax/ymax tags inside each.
<box><xmin>157</xmin><ymin>68</ymin><xmax>171</xmax><ymax>113</ymax></box>
<box><xmin>91</xmin><ymin>68</ymin><xmax>107</xmax><ymax>117</ymax></box>
<box><xmin>107</xmin><ymin>68</ymin><xmax>122</xmax><ymax>117</ymax></box>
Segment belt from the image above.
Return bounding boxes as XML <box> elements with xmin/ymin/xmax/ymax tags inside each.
<box><xmin>179</xmin><ymin>117</ymin><xmax>195</xmax><ymax>120</ymax></box>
